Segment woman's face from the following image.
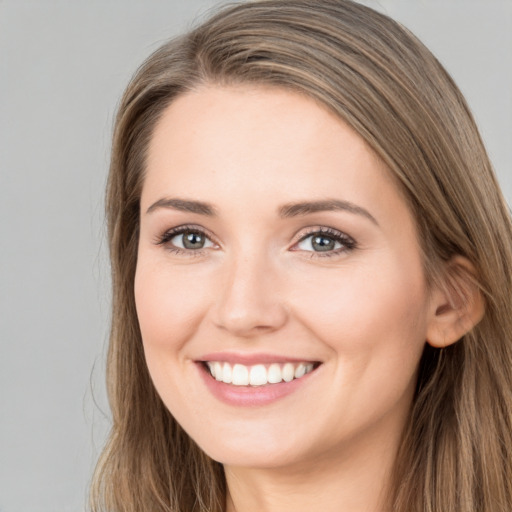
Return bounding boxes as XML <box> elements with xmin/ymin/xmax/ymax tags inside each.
<box><xmin>135</xmin><ymin>85</ymin><xmax>437</xmax><ymax>470</ymax></box>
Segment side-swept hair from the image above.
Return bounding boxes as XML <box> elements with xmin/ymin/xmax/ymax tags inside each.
<box><xmin>91</xmin><ymin>1</ymin><xmax>512</xmax><ymax>511</ymax></box>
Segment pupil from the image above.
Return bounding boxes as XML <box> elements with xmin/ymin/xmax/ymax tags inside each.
<box><xmin>312</xmin><ymin>235</ymin><xmax>335</xmax><ymax>252</ymax></box>
<box><xmin>183</xmin><ymin>232</ymin><xmax>204</xmax><ymax>249</ymax></box>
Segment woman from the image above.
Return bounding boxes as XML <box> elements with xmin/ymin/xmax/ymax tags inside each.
<box><xmin>91</xmin><ymin>1</ymin><xmax>512</xmax><ymax>511</ymax></box>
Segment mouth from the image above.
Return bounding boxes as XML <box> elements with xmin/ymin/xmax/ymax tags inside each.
<box><xmin>202</xmin><ymin>360</ymin><xmax>320</xmax><ymax>386</ymax></box>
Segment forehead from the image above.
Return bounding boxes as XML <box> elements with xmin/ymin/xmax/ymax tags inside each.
<box><xmin>147</xmin><ymin>84</ymin><xmax>351</xmax><ymax>163</ymax></box>
<box><xmin>143</xmin><ymin>85</ymin><xmax>408</xmax><ymax>225</ymax></box>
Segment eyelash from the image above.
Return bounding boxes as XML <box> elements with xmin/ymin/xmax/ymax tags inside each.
<box><xmin>155</xmin><ymin>225</ymin><xmax>357</xmax><ymax>258</ymax></box>
<box><xmin>155</xmin><ymin>224</ymin><xmax>217</xmax><ymax>257</ymax></box>
<box><xmin>293</xmin><ymin>227</ymin><xmax>357</xmax><ymax>258</ymax></box>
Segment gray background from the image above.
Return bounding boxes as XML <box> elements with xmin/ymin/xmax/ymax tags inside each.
<box><xmin>1</xmin><ymin>1</ymin><xmax>510</xmax><ymax>511</ymax></box>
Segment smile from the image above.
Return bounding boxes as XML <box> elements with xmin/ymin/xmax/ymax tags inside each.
<box><xmin>205</xmin><ymin>361</ymin><xmax>316</xmax><ymax>386</ymax></box>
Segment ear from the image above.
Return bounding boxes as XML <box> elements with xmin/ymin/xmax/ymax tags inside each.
<box><xmin>426</xmin><ymin>256</ymin><xmax>485</xmax><ymax>348</ymax></box>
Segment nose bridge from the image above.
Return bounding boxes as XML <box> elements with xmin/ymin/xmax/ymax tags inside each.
<box><xmin>213</xmin><ymin>244</ymin><xmax>287</xmax><ymax>336</ymax></box>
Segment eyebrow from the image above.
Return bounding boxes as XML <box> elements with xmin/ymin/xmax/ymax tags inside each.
<box><xmin>146</xmin><ymin>197</ymin><xmax>378</xmax><ymax>225</ymax></box>
<box><xmin>146</xmin><ymin>198</ymin><xmax>217</xmax><ymax>216</ymax></box>
<box><xmin>278</xmin><ymin>199</ymin><xmax>378</xmax><ymax>225</ymax></box>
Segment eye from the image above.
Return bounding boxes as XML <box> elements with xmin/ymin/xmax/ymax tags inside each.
<box><xmin>156</xmin><ymin>226</ymin><xmax>217</xmax><ymax>253</ymax></box>
<box><xmin>293</xmin><ymin>228</ymin><xmax>356</xmax><ymax>256</ymax></box>
<box><xmin>171</xmin><ymin>230</ymin><xmax>214</xmax><ymax>250</ymax></box>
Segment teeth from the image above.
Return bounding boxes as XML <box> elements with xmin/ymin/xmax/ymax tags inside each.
<box><xmin>268</xmin><ymin>363</ymin><xmax>282</xmax><ymax>384</ymax></box>
<box><xmin>206</xmin><ymin>361</ymin><xmax>316</xmax><ymax>386</ymax></box>
<box><xmin>294</xmin><ymin>363</ymin><xmax>306</xmax><ymax>379</ymax></box>
<box><xmin>249</xmin><ymin>364</ymin><xmax>267</xmax><ymax>386</ymax></box>
<box><xmin>222</xmin><ymin>362</ymin><xmax>232</xmax><ymax>384</ymax></box>
<box><xmin>214</xmin><ymin>362</ymin><xmax>223</xmax><ymax>381</ymax></box>
<box><xmin>282</xmin><ymin>363</ymin><xmax>295</xmax><ymax>382</ymax></box>
<box><xmin>232</xmin><ymin>364</ymin><xmax>249</xmax><ymax>386</ymax></box>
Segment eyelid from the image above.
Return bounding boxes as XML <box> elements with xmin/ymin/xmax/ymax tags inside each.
<box><xmin>290</xmin><ymin>226</ymin><xmax>357</xmax><ymax>255</ymax></box>
<box><xmin>153</xmin><ymin>224</ymin><xmax>356</xmax><ymax>257</ymax></box>
<box><xmin>154</xmin><ymin>224</ymin><xmax>220</xmax><ymax>251</ymax></box>
<box><xmin>291</xmin><ymin>225</ymin><xmax>354</xmax><ymax>244</ymax></box>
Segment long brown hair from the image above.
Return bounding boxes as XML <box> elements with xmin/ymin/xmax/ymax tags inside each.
<box><xmin>91</xmin><ymin>1</ymin><xmax>512</xmax><ymax>511</ymax></box>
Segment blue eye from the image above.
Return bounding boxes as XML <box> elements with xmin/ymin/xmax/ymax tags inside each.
<box><xmin>295</xmin><ymin>228</ymin><xmax>356</xmax><ymax>255</ymax></box>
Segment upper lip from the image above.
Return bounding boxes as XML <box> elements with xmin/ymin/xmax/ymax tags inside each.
<box><xmin>197</xmin><ymin>352</ymin><xmax>321</xmax><ymax>365</ymax></box>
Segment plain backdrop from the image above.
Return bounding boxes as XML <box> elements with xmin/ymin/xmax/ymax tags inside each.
<box><xmin>0</xmin><ymin>1</ymin><xmax>510</xmax><ymax>511</ymax></box>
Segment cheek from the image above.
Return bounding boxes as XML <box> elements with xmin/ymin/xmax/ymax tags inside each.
<box><xmin>288</xmin><ymin>255</ymin><xmax>429</xmax><ymax>359</ymax></box>
<box><xmin>134</xmin><ymin>259</ymin><xmax>214</xmax><ymax>354</ymax></box>
<box><xmin>286</xmin><ymin>258</ymin><xmax>429</xmax><ymax>434</ymax></box>
<box><xmin>133</xmin><ymin>259</ymin><xmax>218</xmax><ymax>418</ymax></box>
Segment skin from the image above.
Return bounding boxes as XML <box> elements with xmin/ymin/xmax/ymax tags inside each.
<box><xmin>134</xmin><ymin>85</ymin><xmax>469</xmax><ymax>512</ymax></box>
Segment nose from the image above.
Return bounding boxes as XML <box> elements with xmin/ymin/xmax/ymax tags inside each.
<box><xmin>212</xmin><ymin>251</ymin><xmax>288</xmax><ymax>338</ymax></box>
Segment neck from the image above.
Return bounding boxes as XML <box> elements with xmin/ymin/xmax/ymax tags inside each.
<box><xmin>224</xmin><ymin>424</ymin><xmax>400</xmax><ymax>512</ymax></box>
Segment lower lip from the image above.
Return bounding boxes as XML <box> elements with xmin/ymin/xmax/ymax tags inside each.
<box><xmin>196</xmin><ymin>363</ymin><xmax>318</xmax><ymax>407</ymax></box>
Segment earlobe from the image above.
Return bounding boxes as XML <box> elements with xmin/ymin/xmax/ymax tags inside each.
<box><xmin>426</xmin><ymin>256</ymin><xmax>485</xmax><ymax>348</ymax></box>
